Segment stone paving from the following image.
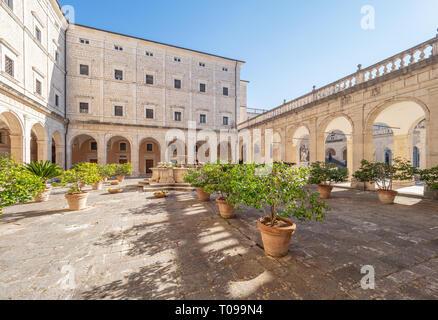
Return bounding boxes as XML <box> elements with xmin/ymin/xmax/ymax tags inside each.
<box><xmin>0</xmin><ymin>179</ymin><xmax>437</xmax><ymax>300</ymax></box>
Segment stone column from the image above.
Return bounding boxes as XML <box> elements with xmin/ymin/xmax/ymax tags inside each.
<box><xmin>37</xmin><ymin>139</ymin><xmax>48</xmax><ymax>161</ymax></box>
<box><xmin>393</xmin><ymin>134</ymin><xmax>410</xmax><ymax>160</ymax></box>
<box><xmin>131</xmin><ymin>137</ymin><xmax>139</xmax><ymax>176</ymax></box>
<box><xmin>9</xmin><ymin>134</ymin><xmax>23</xmax><ymax>163</ymax></box>
<box><xmin>97</xmin><ymin>135</ymin><xmax>106</xmax><ymax>165</ymax></box>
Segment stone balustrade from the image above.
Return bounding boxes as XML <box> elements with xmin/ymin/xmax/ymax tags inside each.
<box><xmin>238</xmin><ymin>36</ymin><xmax>438</xmax><ymax>130</ymax></box>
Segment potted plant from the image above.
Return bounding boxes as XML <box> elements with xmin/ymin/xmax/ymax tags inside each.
<box><xmin>25</xmin><ymin>160</ymin><xmax>62</xmax><ymax>202</ymax></box>
<box><xmin>110</xmin><ymin>181</ymin><xmax>120</xmax><ymax>186</ymax></box>
<box><xmin>108</xmin><ymin>187</ymin><xmax>123</xmax><ymax>194</ymax></box>
<box><xmin>61</xmin><ymin>162</ymin><xmax>102</xmax><ymax>211</ymax></box>
<box><xmin>154</xmin><ymin>190</ymin><xmax>169</xmax><ymax>198</ymax></box>
<box><xmin>419</xmin><ymin>166</ymin><xmax>438</xmax><ymax>200</ymax></box>
<box><xmin>115</xmin><ymin>163</ymin><xmax>133</xmax><ymax>182</ymax></box>
<box><xmin>353</xmin><ymin>158</ymin><xmax>415</xmax><ymax>205</ymax></box>
<box><xmin>308</xmin><ymin>162</ymin><xmax>349</xmax><ymax>199</ymax></box>
<box><xmin>234</xmin><ymin>162</ymin><xmax>329</xmax><ymax>257</ymax></box>
<box><xmin>183</xmin><ymin>168</ymin><xmax>211</xmax><ymax>201</ymax></box>
<box><xmin>0</xmin><ymin>155</ymin><xmax>46</xmax><ymax>214</ymax></box>
<box><xmin>203</xmin><ymin>163</ymin><xmax>239</xmax><ymax>219</ymax></box>
<box><xmin>99</xmin><ymin>164</ymin><xmax>116</xmax><ymax>183</ymax></box>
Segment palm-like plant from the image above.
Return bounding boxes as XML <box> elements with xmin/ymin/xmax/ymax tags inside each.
<box><xmin>25</xmin><ymin>161</ymin><xmax>62</xmax><ymax>184</ymax></box>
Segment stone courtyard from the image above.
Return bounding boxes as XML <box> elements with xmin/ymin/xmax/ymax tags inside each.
<box><xmin>0</xmin><ymin>180</ymin><xmax>437</xmax><ymax>300</ymax></box>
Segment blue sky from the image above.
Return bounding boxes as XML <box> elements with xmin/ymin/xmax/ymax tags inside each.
<box><xmin>59</xmin><ymin>0</ymin><xmax>438</xmax><ymax>110</ymax></box>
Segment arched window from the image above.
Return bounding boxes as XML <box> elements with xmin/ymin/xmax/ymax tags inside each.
<box><xmin>413</xmin><ymin>146</ymin><xmax>420</xmax><ymax>168</ymax></box>
<box><xmin>384</xmin><ymin>148</ymin><xmax>392</xmax><ymax>165</ymax></box>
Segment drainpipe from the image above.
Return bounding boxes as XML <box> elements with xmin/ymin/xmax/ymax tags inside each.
<box><xmin>63</xmin><ymin>24</ymin><xmax>68</xmax><ymax>170</ymax></box>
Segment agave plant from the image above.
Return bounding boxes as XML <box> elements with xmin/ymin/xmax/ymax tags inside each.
<box><xmin>25</xmin><ymin>161</ymin><xmax>62</xmax><ymax>184</ymax></box>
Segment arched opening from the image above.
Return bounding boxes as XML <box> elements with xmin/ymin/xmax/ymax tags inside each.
<box><xmin>139</xmin><ymin>138</ymin><xmax>161</xmax><ymax>175</ymax></box>
<box><xmin>367</xmin><ymin>100</ymin><xmax>428</xmax><ymax>192</ymax></box>
<box><xmin>196</xmin><ymin>140</ymin><xmax>211</xmax><ymax>163</ymax></box>
<box><xmin>0</xmin><ymin>111</ymin><xmax>23</xmax><ymax>162</ymax></box>
<box><xmin>325</xmin><ymin>130</ymin><xmax>347</xmax><ymax>168</ymax></box>
<box><xmin>51</xmin><ymin>131</ymin><xmax>64</xmax><ymax>167</ymax></box>
<box><xmin>107</xmin><ymin>136</ymin><xmax>131</xmax><ymax>165</ymax></box>
<box><xmin>167</xmin><ymin>139</ymin><xmax>186</xmax><ymax>164</ymax></box>
<box><xmin>30</xmin><ymin>123</ymin><xmax>48</xmax><ymax>162</ymax></box>
<box><xmin>71</xmin><ymin>134</ymin><xmax>98</xmax><ymax>166</ymax></box>
<box><xmin>290</xmin><ymin>126</ymin><xmax>310</xmax><ymax>166</ymax></box>
<box><xmin>217</xmin><ymin>141</ymin><xmax>232</xmax><ymax>162</ymax></box>
<box><xmin>320</xmin><ymin>116</ymin><xmax>353</xmax><ymax>174</ymax></box>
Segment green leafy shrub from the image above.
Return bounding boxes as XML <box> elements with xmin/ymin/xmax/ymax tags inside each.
<box><xmin>308</xmin><ymin>162</ymin><xmax>349</xmax><ymax>186</ymax></box>
<box><xmin>232</xmin><ymin>162</ymin><xmax>329</xmax><ymax>226</ymax></box>
<box><xmin>353</xmin><ymin>158</ymin><xmax>415</xmax><ymax>191</ymax></box>
<box><xmin>202</xmin><ymin>163</ymin><xmax>240</xmax><ymax>205</ymax></box>
<box><xmin>0</xmin><ymin>155</ymin><xmax>45</xmax><ymax>213</ymax></box>
<box><xmin>183</xmin><ymin>167</ymin><xmax>216</xmax><ymax>189</ymax></box>
<box><xmin>61</xmin><ymin>162</ymin><xmax>102</xmax><ymax>194</ymax></box>
<box><xmin>25</xmin><ymin>160</ymin><xmax>62</xmax><ymax>184</ymax></box>
<box><xmin>114</xmin><ymin>163</ymin><xmax>133</xmax><ymax>176</ymax></box>
<box><xmin>98</xmin><ymin>164</ymin><xmax>116</xmax><ymax>180</ymax></box>
<box><xmin>419</xmin><ymin>166</ymin><xmax>438</xmax><ymax>190</ymax></box>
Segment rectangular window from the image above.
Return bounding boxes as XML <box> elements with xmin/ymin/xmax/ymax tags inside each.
<box><xmin>120</xmin><ymin>142</ymin><xmax>127</xmax><ymax>151</ymax></box>
<box><xmin>90</xmin><ymin>141</ymin><xmax>97</xmax><ymax>151</ymax></box>
<box><xmin>174</xmin><ymin>79</ymin><xmax>181</xmax><ymax>89</ymax></box>
<box><xmin>114</xmin><ymin>45</ymin><xmax>123</xmax><ymax>51</ymax></box>
<box><xmin>174</xmin><ymin>57</ymin><xmax>181</xmax><ymax>62</ymax></box>
<box><xmin>223</xmin><ymin>87</ymin><xmax>229</xmax><ymax>96</ymax></box>
<box><xmin>80</xmin><ymin>64</ymin><xmax>89</xmax><ymax>75</ymax></box>
<box><xmin>35</xmin><ymin>26</ymin><xmax>41</xmax><ymax>43</ymax></box>
<box><xmin>79</xmin><ymin>38</ymin><xmax>90</xmax><ymax>45</ymax></box>
<box><xmin>147</xmin><ymin>144</ymin><xmax>153</xmax><ymax>152</ymax></box>
<box><xmin>35</xmin><ymin>79</ymin><xmax>42</xmax><ymax>95</ymax></box>
<box><xmin>79</xmin><ymin>102</ymin><xmax>89</xmax><ymax>114</ymax></box>
<box><xmin>145</xmin><ymin>51</ymin><xmax>153</xmax><ymax>56</ymax></box>
<box><xmin>55</xmin><ymin>51</ymin><xmax>59</xmax><ymax>64</ymax></box>
<box><xmin>223</xmin><ymin>116</ymin><xmax>229</xmax><ymax>126</ymax></box>
<box><xmin>55</xmin><ymin>94</ymin><xmax>59</xmax><ymax>107</ymax></box>
<box><xmin>200</xmin><ymin>114</ymin><xmax>206</xmax><ymax>124</ymax></box>
<box><xmin>223</xmin><ymin>67</ymin><xmax>228</xmax><ymax>72</ymax></box>
<box><xmin>3</xmin><ymin>0</ymin><xmax>13</xmax><ymax>10</ymax></box>
<box><xmin>200</xmin><ymin>83</ymin><xmax>206</xmax><ymax>93</ymax></box>
<box><xmin>114</xmin><ymin>106</ymin><xmax>123</xmax><ymax>117</ymax></box>
<box><xmin>146</xmin><ymin>74</ymin><xmax>154</xmax><ymax>85</ymax></box>
<box><xmin>199</xmin><ymin>62</ymin><xmax>205</xmax><ymax>67</ymax></box>
<box><xmin>5</xmin><ymin>56</ymin><xmax>14</xmax><ymax>77</ymax></box>
<box><xmin>146</xmin><ymin>108</ymin><xmax>154</xmax><ymax>119</ymax></box>
<box><xmin>115</xmin><ymin>70</ymin><xmax>123</xmax><ymax>80</ymax></box>
<box><xmin>174</xmin><ymin>111</ymin><xmax>182</xmax><ymax>122</ymax></box>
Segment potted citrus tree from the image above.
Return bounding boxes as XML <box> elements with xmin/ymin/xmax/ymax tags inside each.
<box><xmin>419</xmin><ymin>166</ymin><xmax>438</xmax><ymax>200</ymax></box>
<box><xmin>203</xmin><ymin>163</ymin><xmax>239</xmax><ymax>219</ymax></box>
<box><xmin>234</xmin><ymin>162</ymin><xmax>329</xmax><ymax>257</ymax></box>
<box><xmin>115</xmin><ymin>163</ymin><xmax>133</xmax><ymax>182</ymax></box>
<box><xmin>0</xmin><ymin>155</ymin><xmax>45</xmax><ymax>214</ymax></box>
<box><xmin>184</xmin><ymin>168</ymin><xmax>212</xmax><ymax>201</ymax></box>
<box><xmin>61</xmin><ymin>162</ymin><xmax>102</xmax><ymax>211</ymax></box>
<box><xmin>98</xmin><ymin>164</ymin><xmax>116</xmax><ymax>184</ymax></box>
<box><xmin>353</xmin><ymin>158</ymin><xmax>415</xmax><ymax>205</ymax></box>
<box><xmin>309</xmin><ymin>162</ymin><xmax>349</xmax><ymax>199</ymax></box>
<box><xmin>25</xmin><ymin>160</ymin><xmax>62</xmax><ymax>202</ymax></box>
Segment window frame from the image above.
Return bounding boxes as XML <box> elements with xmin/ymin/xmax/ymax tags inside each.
<box><xmin>35</xmin><ymin>79</ymin><xmax>42</xmax><ymax>95</ymax></box>
<box><xmin>114</xmin><ymin>69</ymin><xmax>123</xmax><ymax>81</ymax></box>
<box><xmin>223</xmin><ymin>87</ymin><xmax>229</xmax><ymax>96</ymax></box>
<box><xmin>223</xmin><ymin>116</ymin><xmax>229</xmax><ymax>126</ymax></box>
<box><xmin>174</xmin><ymin>79</ymin><xmax>182</xmax><ymax>89</ymax></box>
<box><xmin>199</xmin><ymin>83</ymin><xmax>206</xmax><ymax>93</ymax></box>
<box><xmin>119</xmin><ymin>142</ymin><xmax>127</xmax><ymax>152</ymax></box>
<box><xmin>90</xmin><ymin>141</ymin><xmax>97</xmax><ymax>151</ymax></box>
<box><xmin>35</xmin><ymin>26</ymin><xmax>42</xmax><ymax>43</ymax></box>
<box><xmin>79</xmin><ymin>64</ymin><xmax>89</xmax><ymax>76</ymax></box>
<box><xmin>146</xmin><ymin>74</ymin><xmax>154</xmax><ymax>85</ymax></box>
<box><xmin>114</xmin><ymin>105</ymin><xmax>124</xmax><ymax>117</ymax></box>
<box><xmin>4</xmin><ymin>55</ymin><xmax>14</xmax><ymax>78</ymax></box>
<box><xmin>200</xmin><ymin>114</ymin><xmax>207</xmax><ymax>124</ymax></box>
<box><xmin>145</xmin><ymin>108</ymin><xmax>154</xmax><ymax>120</ymax></box>
<box><xmin>174</xmin><ymin>111</ymin><xmax>182</xmax><ymax>122</ymax></box>
<box><xmin>79</xmin><ymin>102</ymin><xmax>89</xmax><ymax>114</ymax></box>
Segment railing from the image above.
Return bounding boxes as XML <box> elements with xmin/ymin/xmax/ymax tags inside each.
<box><xmin>247</xmin><ymin>108</ymin><xmax>266</xmax><ymax>115</ymax></box>
<box><xmin>238</xmin><ymin>36</ymin><xmax>438</xmax><ymax>130</ymax></box>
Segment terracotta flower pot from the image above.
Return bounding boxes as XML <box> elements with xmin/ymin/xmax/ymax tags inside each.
<box><xmin>216</xmin><ymin>198</ymin><xmax>235</xmax><ymax>219</ymax></box>
<box><xmin>117</xmin><ymin>175</ymin><xmax>125</xmax><ymax>183</ymax></box>
<box><xmin>317</xmin><ymin>185</ymin><xmax>334</xmax><ymax>199</ymax></box>
<box><xmin>377</xmin><ymin>189</ymin><xmax>398</xmax><ymax>205</ymax></box>
<box><xmin>35</xmin><ymin>187</ymin><xmax>52</xmax><ymax>202</ymax></box>
<box><xmin>65</xmin><ymin>192</ymin><xmax>89</xmax><ymax>211</ymax></box>
<box><xmin>257</xmin><ymin>217</ymin><xmax>297</xmax><ymax>258</ymax></box>
<box><xmin>154</xmin><ymin>193</ymin><xmax>168</xmax><ymax>199</ymax></box>
<box><xmin>108</xmin><ymin>189</ymin><xmax>123</xmax><ymax>194</ymax></box>
<box><xmin>93</xmin><ymin>181</ymin><xmax>103</xmax><ymax>191</ymax></box>
<box><xmin>110</xmin><ymin>181</ymin><xmax>120</xmax><ymax>186</ymax></box>
<box><xmin>196</xmin><ymin>188</ymin><xmax>211</xmax><ymax>202</ymax></box>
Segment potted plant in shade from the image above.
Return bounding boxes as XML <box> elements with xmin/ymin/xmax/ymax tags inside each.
<box><xmin>419</xmin><ymin>166</ymin><xmax>438</xmax><ymax>200</ymax></box>
<box><xmin>234</xmin><ymin>162</ymin><xmax>329</xmax><ymax>257</ymax></box>
<box><xmin>108</xmin><ymin>187</ymin><xmax>123</xmax><ymax>194</ymax></box>
<box><xmin>203</xmin><ymin>163</ymin><xmax>240</xmax><ymax>219</ymax></box>
<box><xmin>25</xmin><ymin>160</ymin><xmax>62</xmax><ymax>202</ymax></box>
<box><xmin>61</xmin><ymin>162</ymin><xmax>102</xmax><ymax>211</ymax></box>
<box><xmin>0</xmin><ymin>155</ymin><xmax>45</xmax><ymax>214</ymax></box>
<box><xmin>115</xmin><ymin>163</ymin><xmax>133</xmax><ymax>182</ymax></box>
<box><xmin>353</xmin><ymin>158</ymin><xmax>415</xmax><ymax>205</ymax></box>
<box><xmin>183</xmin><ymin>168</ymin><xmax>212</xmax><ymax>201</ymax></box>
<box><xmin>308</xmin><ymin>162</ymin><xmax>349</xmax><ymax>199</ymax></box>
